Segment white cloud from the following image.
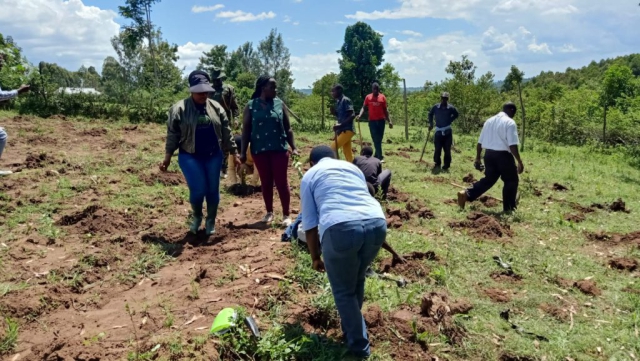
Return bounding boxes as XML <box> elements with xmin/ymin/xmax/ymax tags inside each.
<box><xmin>283</xmin><ymin>15</ymin><xmax>291</xmax><ymax>22</ymax></box>
<box><xmin>293</xmin><ymin>21</ymin><xmax>300</xmax><ymax>26</ymax></box>
<box><xmin>293</xmin><ymin>0</ymin><xmax>303</xmax><ymax>2</ymax></box>
<box><xmin>399</xmin><ymin>30</ymin><xmax>423</xmax><ymax>37</ymax></box>
<box><xmin>557</xmin><ymin>44</ymin><xmax>579</xmax><ymax>53</ymax></box>
<box><xmin>481</xmin><ymin>27</ymin><xmax>518</xmax><ymax>53</ymax></box>
<box><xmin>528</xmin><ymin>39</ymin><xmax>552</xmax><ymax>54</ymax></box>
<box><xmin>0</xmin><ymin>0</ymin><xmax>119</xmax><ymax>71</ymax></box>
<box><xmin>376</xmin><ymin>31</ymin><xmax>386</xmax><ymax>36</ymax></box>
<box><xmin>216</xmin><ymin>10</ymin><xmax>276</xmax><ymax>22</ymax></box>
<box><xmin>191</xmin><ymin>4</ymin><xmax>224</xmax><ymax>13</ymax></box>
<box><xmin>291</xmin><ymin>53</ymin><xmax>340</xmax><ymax>88</ymax></box>
<box><xmin>346</xmin><ymin>0</ymin><xmax>482</xmax><ymax>20</ymax></box>
<box><xmin>176</xmin><ymin>42</ymin><xmax>212</xmax><ymax>72</ymax></box>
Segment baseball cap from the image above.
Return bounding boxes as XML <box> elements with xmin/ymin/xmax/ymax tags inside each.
<box><xmin>188</xmin><ymin>70</ymin><xmax>215</xmax><ymax>93</ymax></box>
<box><xmin>441</xmin><ymin>92</ymin><xmax>450</xmax><ymax>98</ymax></box>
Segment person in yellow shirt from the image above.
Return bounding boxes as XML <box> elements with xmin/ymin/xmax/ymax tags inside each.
<box><xmin>330</xmin><ymin>84</ymin><xmax>355</xmax><ymax>162</ymax></box>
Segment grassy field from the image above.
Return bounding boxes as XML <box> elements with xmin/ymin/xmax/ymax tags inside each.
<box><xmin>0</xmin><ymin>111</ymin><xmax>639</xmax><ymax>360</ymax></box>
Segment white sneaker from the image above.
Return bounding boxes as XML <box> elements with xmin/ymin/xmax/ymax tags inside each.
<box><xmin>0</xmin><ymin>170</ymin><xmax>12</xmax><ymax>176</ymax></box>
<box><xmin>261</xmin><ymin>212</ymin><xmax>274</xmax><ymax>223</ymax></box>
<box><xmin>220</xmin><ymin>171</ymin><xmax>227</xmax><ymax>179</ymax></box>
<box><xmin>282</xmin><ymin>216</ymin><xmax>292</xmax><ymax>228</ymax></box>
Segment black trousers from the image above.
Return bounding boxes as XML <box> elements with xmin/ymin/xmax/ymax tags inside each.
<box><xmin>467</xmin><ymin>150</ymin><xmax>519</xmax><ymax>212</ymax></box>
<box><xmin>433</xmin><ymin>130</ymin><xmax>453</xmax><ymax>167</ymax></box>
<box><xmin>373</xmin><ymin>170</ymin><xmax>392</xmax><ymax>198</ymax></box>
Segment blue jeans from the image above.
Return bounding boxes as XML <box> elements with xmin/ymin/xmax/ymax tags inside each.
<box><xmin>322</xmin><ymin>218</ymin><xmax>387</xmax><ymax>358</ymax></box>
<box><xmin>368</xmin><ymin>120</ymin><xmax>386</xmax><ymax>160</ymax></box>
<box><xmin>178</xmin><ymin>151</ymin><xmax>223</xmax><ymax>212</ymax></box>
<box><xmin>0</xmin><ymin>127</ymin><xmax>7</xmax><ymax>159</ymax></box>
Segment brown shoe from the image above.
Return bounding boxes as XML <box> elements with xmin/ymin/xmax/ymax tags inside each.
<box><xmin>457</xmin><ymin>191</ymin><xmax>467</xmax><ymax>209</ymax></box>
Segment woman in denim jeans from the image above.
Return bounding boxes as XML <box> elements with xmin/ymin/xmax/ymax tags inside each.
<box><xmin>160</xmin><ymin>70</ymin><xmax>239</xmax><ymax>235</ymax></box>
<box><xmin>300</xmin><ymin>145</ymin><xmax>387</xmax><ymax>359</ymax></box>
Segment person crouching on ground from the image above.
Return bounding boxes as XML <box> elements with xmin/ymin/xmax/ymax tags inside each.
<box><xmin>301</xmin><ymin>145</ymin><xmax>387</xmax><ymax>358</ymax></box>
<box><xmin>354</xmin><ymin>146</ymin><xmax>392</xmax><ymax>200</ymax></box>
<box><xmin>160</xmin><ymin>70</ymin><xmax>240</xmax><ymax>235</ymax></box>
<box><xmin>227</xmin><ymin>134</ymin><xmax>259</xmax><ymax>187</ymax></box>
<box><xmin>241</xmin><ymin>75</ymin><xmax>298</xmax><ymax>226</ymax></box>
<box><xmin>458</xmin><ymin>102</ymin><xmax>524</xmax><ymax>213</ymax></box>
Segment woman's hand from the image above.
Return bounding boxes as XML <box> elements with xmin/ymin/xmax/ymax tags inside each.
<box><xmin>291</xmin><ymin>148</ymin><xmax>300</xmax><ymax>157</ymax></box>
<box><xmin>312</xmin><ymin>259</ymin><xmax>325</xmax><ymax>273</ymax></box>
<box><xmin>159</xmin><ymin>155</ymin><xmax>171</xmax><ymax>172</ymax></box>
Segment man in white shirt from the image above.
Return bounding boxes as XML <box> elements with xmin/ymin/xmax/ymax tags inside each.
<box><xmin>0</xmin><ymin>54</ymin><xmax>30</xmax><ymax>176</ymax></box>
<box><xmin>458</xmin><ymin>102</ymin><xmax>524</xmax><ymax>212</ymax></box>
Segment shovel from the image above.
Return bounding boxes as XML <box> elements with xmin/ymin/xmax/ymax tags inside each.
<box><xmin>365</xmin><ymin>267</ymin><xmax>407</xmax><ymax>287</ymax></box>
<box><xmin>419</xmin><ymin>128</ymin><xmax>432</xmax><ymax>163</ymax></box>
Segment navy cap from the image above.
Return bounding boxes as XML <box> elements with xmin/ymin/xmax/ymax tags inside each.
<box><xmin>188</xmin><ymin>70</ymin><xmax>215</xmax><ymax>93</ymax></box>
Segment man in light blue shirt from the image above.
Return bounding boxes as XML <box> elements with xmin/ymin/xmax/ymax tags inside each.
<box><xmin>300</xmin><ymin>145</ymin><xmax>386</xmax><ymax>359</ymax></box>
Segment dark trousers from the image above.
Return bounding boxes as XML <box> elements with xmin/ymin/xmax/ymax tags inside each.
<box><xmin>368</xmin><ymin>120</ymin><xmax>386</xmax><ymax>160</ymax></box>
<box><xmin>433</xmin><ymin>130</ymin><xmax>453</xmax><ymax>167</ymax></box>
<box><xmin>374</xmin><ymin>170</ymin><xmax>392</xmax><ymax>198</ymax></box>
<box><xmin>466</xmin><ymin>150</ymin><xmax>519</xmax><ymax>212</ymax></box>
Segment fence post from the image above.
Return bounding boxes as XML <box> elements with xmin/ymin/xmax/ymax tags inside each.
<box><xmin>403</xmin><ymin>78</ymin><xmax>408</xmax><ymax>141</ymax></box>
<box><xmin>321</xmin><ymin>83</ymin><xmax>325</xmax><ymax>129</ymax></box>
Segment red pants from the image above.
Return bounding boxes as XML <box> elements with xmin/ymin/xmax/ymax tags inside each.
<box><xmin>252</xmin><ymin>151</ymin><xmax>291</xmax><ymax>215</ymax></box>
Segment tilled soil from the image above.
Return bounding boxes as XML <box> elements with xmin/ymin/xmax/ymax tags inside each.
<box><xmin>450</xmin><ymin>212</ymin><xmax>513</xmax><ymax>240</ymax></box>
<box><xmin>378</xmin><ymin>251</ymin><xmax>439</xmax><ymax>281</ymax></box>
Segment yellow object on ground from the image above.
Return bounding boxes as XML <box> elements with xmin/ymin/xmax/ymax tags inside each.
<box><xmin>331</xmin><ymin>130</ymin><xmax>354</xmax><ymax>162</ymax></box>
<box><xmin>227</xmin><ymin>144</ymin><xmax>259</xmax><ymax>186</ymax></box>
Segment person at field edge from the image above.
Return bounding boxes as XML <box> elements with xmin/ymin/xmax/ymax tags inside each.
<box><xmin>160</xmin><ymin>70</ymin><xmax>239</xmax><ymax>235</ymax></box>
<box><xmin>458</xmin><ymin>102</ymin><xmax>524</xmax><ymax>213</ymax></box>
<box><xmin>428</xmin><ymin>91</ymin><xmax>459</xmax><ymax>170</ymax></box>
<box><xmin>0</xmin><ymin>54</ymin><xmax>30</xmax><ymax>176</ymax></box>
<box><xmin>330</xmin><ymin>84</ymin><xmax>356</xmax><ymax>162</ymax></box>
<box><xmin>358</xmin><ymin>82</ymin><xmax>393</xmax><ymax>161</ymax></box>
<box><xmin>353</xmin><ymin>146</ymin><xmax>392</xmax><ymax>199</ymax></box>
<box><xmin>209</xmin><ymin>66</ymin><xmax>240</xmax><ymax>180</ymax></box>
<box><xmin>301</xmin><ymin>145</ymin><xmax>387</xmax><ymax>359</ymax></box>
<box><xmin>241</xmin><ymin>75</ymin><xmax>298</xmax><ymax>227</ymax></box>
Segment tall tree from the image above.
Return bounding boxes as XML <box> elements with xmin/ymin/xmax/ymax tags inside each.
<box><xmin>504</xmin><ymin>65</ymin><xmax>527</xmax><ymax>150</ymax></box>
<box><xmin>118</xmin><ymin>0</ymin><xmax>161</xmax><ymax>86</ymax></box>
<box><xmin>312</xmin><ymin>73</ymin><xmax>339</xmax><ymax>96</ymax></box>
<box><xmin>257</xmin><ymin>29</ymin><xmax>293</xmax><ymax>102</ymax></box>
<box><xmin>227</xmin><ymin>42</ymin><xmax>261</xmax><ymax>81</ymax></box>
<box><xmin>197</xmin><ymin>45</ymin><xmax>228</xmax><ymax>74</ymax></box>
<box><xmin>338</xmin><ymin>22</ymin><xmax>385</xmax><ymax>107</ymax></box>
<box><xmin>600</xmin><ymin>64</ymin><xmax>634</xmax><ymax>143</ymax></box>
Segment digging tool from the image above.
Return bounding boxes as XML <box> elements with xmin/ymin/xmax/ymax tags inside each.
<box><xmin>419</xmin><ymin>128</ymin><xmax>432</xmax><ymax>163</ymax></box>
<box><xmin>334</xmin><ymin>130</ymin><xmax>340</xmax><ymax>160</ymax></box>
<box><xmin>450</xmin><ymin>182</ymin><xmax>503</xmax><ymax>202</ymax></box>
<box><xmin>365</xmin><ymin>268</ymin><xmax>407</xmax><ymax>287</ymax></box>
<box><xmin>356</xmin><ymin>116</ymin><xmax>364</xmax><ymax>148</ymax></box>
<box><xmin>493</xmin><ymin>256</ymin><xmax>512</xmax><ymax>272</ymax></box>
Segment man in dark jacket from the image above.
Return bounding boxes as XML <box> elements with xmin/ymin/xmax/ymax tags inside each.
<box><xmin>353</xmin><ymin>146</ymin><xmax>392</xmax><ymax>199</ymax></box>
<box><xmin>428</xmin><ymin>92</ymin><xmax>459</xmax><ymax>170</ymax></box>
<box><xmin>209</xmin><ymin>66</ymin><xmax>239</xmax><ymax>179</ymax></box>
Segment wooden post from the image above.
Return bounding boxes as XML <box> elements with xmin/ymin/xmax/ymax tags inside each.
<box><xmin>321</xmin><ymin>83</ymin><xmax>325</xmax><ymax>129</ymax></box>
<box><xmin>603</xmin><ymin>105</ymin><xmax>607</xmax><ymax>144</ymax></box>
<box><xmin>403</xmin><ymin>78</ymin><xmax>409</xmax><ymax>141</ymax></box>
<box><xmin>518</xmin><ymin>82</ymin><xmax>526</xmax><ymax>151</ymax></box>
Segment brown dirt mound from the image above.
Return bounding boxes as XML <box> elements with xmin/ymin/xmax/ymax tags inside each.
<box><xmin>423</xmin><ymin>176</ymin><xmax>447</xmax><ymax>184</ymax></box>
<box><xmin>609</xmin><ymin>257</ymin><xmax>638</xmax><ymax>271</ymax></box>
<box><xmin>397</xmin><ymin>151</ymin><xmax>411</xmax><ymax>159</ymax></box>
<box><xmin>419</xmin><ymin>292</ymin><xmax>470</xmax><ymax>345</ymax></box>
<box><xmin>553</xmin><ymin>276</ymin><xmax>575</xmax><ymax>289</ymax></box>
<box><xmin>363</xmin><ymin>304</ymin><xmax>385</xmax><ymax>328</ymax></box>
<box><xmin>386</xmin><ymin>215</ymin><xmax>404</xmax><ymax>229</ymax></box>
<box><xmin>82</xmin><ymin>127</ymin><xmax>108</xmax><ymax>136</ymax></box>
<box><xmin>27</xmin><ymin>134</ymin><xmax>58</xmax><ymax>145</ymax></box>
<box><xmin>405</xmin><ymin>200</ymin><xmax>425</xmax><ymax>213</ymax></box>
<box><xmin>398</xmin><ymin>145</ymin><xmax>419</xmax><ymax>153</ymax></box>
<box><xmin>532</xmin><ymin>188</ymin><xmax>543</xmax><ymax>197</ymax></box>
<box><xmin>540</xmin><ymin>303</ymin><xmax>570</xmax><ymax>322</ymax></box>
<box><xmin>387</xmin><ymin>207</ymin><xmax>411</xmax><ymax>221</ymax></box>
<box><xmin>462</xmin><ymin>173</ymin><xmax>476</xmax><ymax>183</ymax></box>
<box><xmin>564</xmin><ymin>213</ymin><xmax>586</xmax><ymax>223</ymax></box>
<box><xmin>483</xmin><ymin>288</ymin><xmax>512</xmax><ymax>303</ymax></box>
<box><xmin>491</xmin><ymin>271</ymin><xmax>523</xmax><ymax>283</ymax></box>
<box><xmin>609</xmin><ymin>198</ymin><xmax>630</xmax><ymax>213</ymax></box>
<box><xmin>387</xmin><ymin>186</ymin><xmax>410</xmax><ymax>202</ymax></box>
<box><xmin>24</xmin><ymin>152</ymin><xmax>58</xmax><ymax>169</ymax></box>
<box><xmin>378</xmin><ymin>252</ymin><xmax>437</xmax><ymax>281</ymax></box>
<box><xmin>417</xmin><ymin>208</ymin><xmax>436</xmax><ymax>219</ymax></box>
<box><xmin>552</xmin><ymin>183</ymin><xmax>569</xmax><ymax>191</ymax></box>
<box><xmin>450</xmin><ymin>212</ymin><xmax>513</xmax><ymax>240</ymax></box>
<box><xmin>140</xmin><ymin>171</ymin><xmax>185</xmax><ymax>186</ymax></box>
<box><xmin>585</xmin><ymin>230</ymin><xmax>640</xmax><ymax>247</ymax></box>
<box><xmin>306</xmin><ymin>307</ymin><xmax>340</xmax><ymax>330</ymax></box>
<box><xmin>57</xmin><ymin>205</ymin><xmax>137</xmax><ymax>235</ymax></box>
<box><xmin>478</xmin><ymin>195</ymin><xmax>499</xmax><ymax>208</ymax></box>
<box><xmin>574</xmin><ymin>280</ymin><xmax>601</xmax><ymax>296</ymax></box>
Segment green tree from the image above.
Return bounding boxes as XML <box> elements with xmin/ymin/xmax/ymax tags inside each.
<box><xmin>338</xmin><ymin>22</ymin><xmax>385</xmax><ymax>107</ymax></box>
<box><xmin>312</xmin><ymin>73</ymin><xmax>339</xmax><ymax>96</ymax></box>
<box><xmin>197</xmin><ymin>45</ymin><xmax>228</xmax><ymax>74</ymax></box>
<box><xmin>504</xmin><ymin>65</ymin><xmax>526</xmax><ymax>150</ymax></box>
<box><xmin>600</xmin><ymin>64</ymin><xmax>635</xmax><ymax>143</ymax></box>
<box><xmin>118</xmin><ymin>0</ymin><xmax>161</xmax><ymax>86</ymax></box>
<box><xmin>0</xmin><ymin>33</ymin><xmax>29</xmax><ymax>90</ymax></box>
<box><xmin>227</xmin><ymin>42</ymin><xmax>261</xmax><ymax>81</ymax></box>
<box><xmin>257</xmin><ymin>29</ymin><xmax>293</xmax><ymax>102</ymax></box>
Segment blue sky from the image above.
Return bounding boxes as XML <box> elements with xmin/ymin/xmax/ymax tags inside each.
<box><xmin>1</xmin><ymin>0</ymin><xmax>639</xmax><ymax>88</ymax></box>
